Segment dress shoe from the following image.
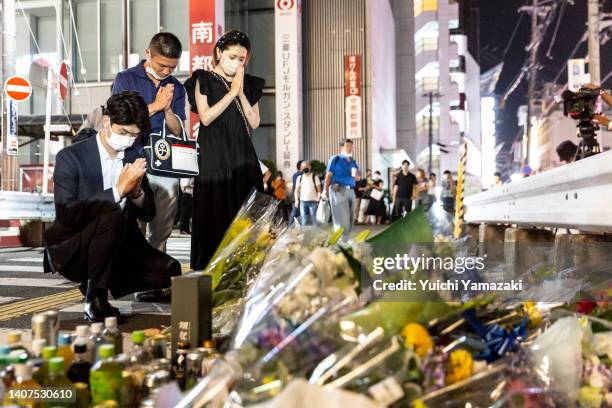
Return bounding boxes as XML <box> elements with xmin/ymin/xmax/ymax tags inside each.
<box><xmin>134</xmin><ymin>287</ymin><xmax>171</xmax><ymax>303</ymax></box>
<box><xmin>84</xmin><ymin>297</ymin><xmax>122</xmax><ymax>322</ymax></box>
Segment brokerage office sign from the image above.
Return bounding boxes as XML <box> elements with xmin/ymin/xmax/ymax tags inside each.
<box><xmin>189</xmin><ymin>0</ymin><xmax>225</xmax><ymax>139</ymax></box>
<box><xmin>275</xmin><ymin>0</ymin><xmax>303</xmax><ymax>176</ymax></box>
<box><xmin>6</xmin><ymin>100</ymin><xmax>18</xmax><ymax>156</ymax></box>
<box><xmin>344</xmin><ymin>54</ymin><xmax>363</xmax><ymax>139</ymax></box>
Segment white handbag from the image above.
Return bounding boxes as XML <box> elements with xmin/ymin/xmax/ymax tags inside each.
<box><xmin>316</xmin><ymin>199</ymin><xmax>331</xmax><ymax>224</ymax></box>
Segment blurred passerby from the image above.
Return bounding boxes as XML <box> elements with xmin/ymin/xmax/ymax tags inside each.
<box><xmin>493</xmin><ymin>172</ymin><xmax>503</xmax><ymax>187</ymax></box>
<box><xmin>355</xmin><ymin>169</ymin><xmax>371</xmax><ymax>224</ymax></box>
<box><xmin>295</xmin><ymin>161</ymin><xmax>321</xmax><ymax>225</ymax></box>
<box><xmin>416</xmin><ymin>168</ymin><xmax>430</xmax><ymax>209</ymax></box>
<box><xmin>365</xmin><ymin>179</ymin><xmax>386</xmax><ymax>225</ymax></box>
<box><xmin>272</xmin><ymin>171</ymin><xmax>289</xmax><ymax>220</ymax></box>
<box><xmin>428</xmin><ymin>172</ymin><xmax>437</xmax><ymax>205</ymax></box>
<box><xmin>288</xmin><ymin>160</ymin><xmax>304</xmax><ymax>224</ymax></box>
<box><xmin>556</xmin><ymin>140</ymin><xmax>578</xmax><ymax>164</ymax></box>
<box><xmin>323</xmin><ymin>139</ymin><xmax>359</xmax><ymax>235</ymax></box>
<box><xmin>392</xmin><ymin>160</ymin><xmax>417</xmax><ymax>221</ymax></box>
<box><xmin>179</xmin><ymin>178</ymin><xmax>194</xmax><ymax>234</ymax></box>
<box><xmin>440</xmin><ymin>170</ymin><xmax>456</xmax><ymax>215</ymax></box>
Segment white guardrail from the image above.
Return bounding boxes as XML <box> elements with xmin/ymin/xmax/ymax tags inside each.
<box><xmin>0</xmin><ymin>191</ymin><xmax>55</xmax><ymax>221</ymax></box>
<box><xmin>464</xmin><ymin>150</ymin><xmax>612</xmax><ymax>234</ymax></box>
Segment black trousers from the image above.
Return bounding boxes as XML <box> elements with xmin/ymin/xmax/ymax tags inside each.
<box><xmin>392</xmin><ymin>197</ymin><xmax>412</xmax><ymax>221</ymax></box>
<box><xmin>62</xmin><ymin>208</ymin><xmax>181</xmax><ymax>299</ymax></box>
<box><xmin>179</xmin><ymin>193</ymin><xmax>193</xmax><ymax>232</ymax></box>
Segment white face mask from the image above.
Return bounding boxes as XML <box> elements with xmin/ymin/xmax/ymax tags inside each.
<box><xmin>105</xmin><ymin>127</ymin><xmax>136</xmax><ymax>152</ymax></box>
<box><xmin>220</xmin><ymin>57</ymin><xmax>241</xmax><ymax>76</ymax></box>
<box><xmin>145</xmin><ymin>55</ymin><xmax>173</xmax><ymax>80</ymax></box>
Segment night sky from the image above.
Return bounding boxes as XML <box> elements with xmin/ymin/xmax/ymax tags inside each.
<box><xmin>480</xmin><ymin>0</ymin><xmax>612</xmax><ymax>158</ymax></box>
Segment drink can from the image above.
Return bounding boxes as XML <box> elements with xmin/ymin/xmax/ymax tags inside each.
<box><xmin>150</xmin><ymin>334</ymin><xmax>168</xmax><ymax>359</ymax></box>
<box><xmin>31</xmin><ymin>313</ymin><xmax>49</xmax><ymax>343</ymax></box>
<box><xmin>186</xmin><ymin>351</ymin><xmax>204</xmax><ymax>379</ymax></box>
<box><xmin>43</xmin><ymin>310</ymin><xmax>59</xmax><ymax>346</ymax></box>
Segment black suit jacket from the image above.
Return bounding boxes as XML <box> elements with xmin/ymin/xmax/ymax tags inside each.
<box><xmin>44</xmin><ymin>135</ymin><xmax>155</xmax><ymax>274</ymax></box>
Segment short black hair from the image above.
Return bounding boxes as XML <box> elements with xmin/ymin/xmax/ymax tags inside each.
<box><xmin>104</xmin><ymin>91</ymin><xmax>151</xmax><ymax>135</ymax></box>
<box><xmin>556</xmin><ymin>140</ymin><xmax>578</xmax><ymax>162</ymax></box>
<box><xmin>494</xmin><ymin>171</ymin><xmax>501</xmax><ymax>177</ymax></box>
<box><xmin>430</xmin><ymin>172</ymin><xmax>437</xmax><ymax>178</ymax></box>
<box><xmin>340</xmin><ymin>138</ymin><xmax>353</xmax><ymax>146</ymax></box>
<box><xmin>149</xmin><ymin>32</ymin><xmax>182</xmax><ymax>59</ymax></box>
<box><xmin>402</xmin><ymin>160</ymin><xmax>410</xmax><ymax>166</ymax></box>
<box><xmin>296</xmin><ymin>160</ymin><xmax>303</xmax><ymax>170</ymax></box>
<box><xmin>443</xmin><ymin>170</ymin><xmax>451</xmax><ymax>175</ymax></box>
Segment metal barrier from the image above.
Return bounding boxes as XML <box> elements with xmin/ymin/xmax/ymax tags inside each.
<box><xmin>0</xmin><ymin>191</ymin><xmax>55</xmax><ymax>221</ymax></box>
<box><xmin>464</xmin><ymin>150</ymin><xmax>612</xmax><ymax>233</ymax></box>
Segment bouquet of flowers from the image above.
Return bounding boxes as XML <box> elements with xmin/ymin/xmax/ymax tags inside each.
<box><xmin>204</xmin><ymin>189</ymin><xmax>285</xmax><ymax>307</ymax></box>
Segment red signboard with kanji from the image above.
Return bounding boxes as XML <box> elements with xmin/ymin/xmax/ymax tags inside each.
<box><xmin>189</xmin><ymin>0</ymin><xmax>224</xmax><ymax>139</ymax></box>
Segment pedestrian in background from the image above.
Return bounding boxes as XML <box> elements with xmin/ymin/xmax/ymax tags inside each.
<box><xmin>441</xmin><ymin>170</ymin><xmax>456</xmax><ymax>214</ymax></box>
<box><xmin>392</xmin><ymin>160</ymin><xmax>417</xmax><ymax>220</ymax></box>
<box><xmin>179</xmin><ymin>178</ymin><xmax>194</xmax><ymax>234</ymax></box>
<box><xmin>416</xmin><ymin>168</ymin><xmax>430</xmax><ymax>210</ymax></box>
<box><xmin>323</xmin><ymin>139</ymin><xmax>359</xmax><ymax>235</ymax></box>
<box><xmin>111</xmin><ymin>32</ymin><xmax>186</xmax><ymax>257</ymax></box>
<box><xmin>295</xmin><ymin>161</ymin><xmax>321</xmax><ymax>225</ymax></box>
<box><xmin>288</xmin><ymin>160</ymin><xmax>304</xmax><ymax>224</ymax></box>
<box><xmin>355</xmin><ymin>169</ymin><xmax>370</xmax><ymax>224</ymax></box>
<box><xmin>365</xmin><ymin>179</ymin><xmax>386</xmax><ymax>225</ymax></box>
<box><xmin>428</xmin><ymin>172</ymin><xmax>437</xmax><ymax>206</ymax></box>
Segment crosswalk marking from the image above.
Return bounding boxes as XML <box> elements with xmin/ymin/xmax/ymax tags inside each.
<box><xmin>6</xmin><ymin>257</ymin><xmax>44</xmax><ymax>263</ymax></box>
<box><xmin>0</xmin><ymin>265</ymin><xmax>44</xmax><ymax>273</ymax></box>
<box><xmin>60</xmin><ymin>300</ymin><xmax>171</xmax><ymax>316</ymax></box>
<box><xmin>0</xmin><ymin>289</ymin><xmax>82</xmax><ymax>321</ymax></box>
<box><xmin>0</xmin><ymin>278</ymin><xmax>75</xmax><ymax>288</ymax></box>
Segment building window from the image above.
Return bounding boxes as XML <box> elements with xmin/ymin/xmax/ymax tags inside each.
<box><xmin>415</xmin><ymin>37</ymin><xmax>438</xmax><ymax>54</ymax></box>
<box><xmin>100</xmin><ymin>0</ymin><xmax>122</xmax><ymax>81</ymax></box>
<box><xmin>414</xmin><ymin>0</ymin><xmax>438</xmax><ymax>16</ymax></box>
<box><xmin>74</xmin><ymin>0</ymin><xmax>98</xmax><ymax>82</ymax></box>
<box><xmin>161</xmin><ymin>0</ymin><xmax>189</xmax><ymax>74</ymax></box>
<box><xmin>130</xmin><ymin>0</ymin><xmax>159</xmax><ymax>66</ymax></box>
<box><xmin>417</xmin><ymin>116</ymin><xmax>440</xmax><ymax>133</ymax></box>
<box><xmin>416</xmin><ymin>76</ymin><xmax>440</xmax><ymax>93</ymax></box>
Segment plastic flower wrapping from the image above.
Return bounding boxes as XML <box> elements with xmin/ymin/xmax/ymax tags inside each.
<box><xmin>181</xmin><ymin>207</ymin><xmax>612</xmax><ymax>407</ymax></box>
<box><xmin>204</xmin><ymin>189</ymin><xmax>286</xmax><ymax>308</ymax></box>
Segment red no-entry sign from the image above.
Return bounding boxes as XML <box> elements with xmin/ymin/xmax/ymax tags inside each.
<box><xmin>59</xmin><ymin>63</ymin><xmax>68</xmax><ymax>101</ymax></box>
<box><xmin>4</xmin><ymin>75</ymin><xmax>32</xmax><ymax>101</ymax></box>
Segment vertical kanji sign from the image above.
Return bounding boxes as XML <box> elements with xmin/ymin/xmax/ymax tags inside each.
<box><xmin>275</xmin><ymin>0</ymin><xmax>303</xmax><ymax>177</ymax></box>
<box><xmin>189</xmin><ymin>0</ymin><xmax>225</xmax><ymax>139</ymax></box>
<box><xmin>344</xmin><ymin>54</ymin><xmax>362</xmax><ymax>139</ymax></box>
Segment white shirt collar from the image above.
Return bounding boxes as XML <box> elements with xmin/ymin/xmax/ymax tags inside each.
<box><xmin>97</xmin><ymin>131</ymin><xmax>125</xmax><ymax>161</ymax></box>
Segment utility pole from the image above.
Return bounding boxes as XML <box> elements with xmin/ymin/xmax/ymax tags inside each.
<box><xmin>588</xmin><ymin>0</ymin><xmax>601</xmax><ymax>83</ymax></box>
<box><xmin>1</xmin><ymin>0</ymin><xmax>18</xmax><ymax>191</ymax></box>
<box><xmin>525</xmin><ymin>0</ymin><xmax>539</xmax><ymax>168</ymax></box>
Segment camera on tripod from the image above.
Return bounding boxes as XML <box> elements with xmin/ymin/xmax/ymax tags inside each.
<box><xmin>561</xmin><ymin>87</ymin><xmax>603</xmax><ymax>159</ymax></box>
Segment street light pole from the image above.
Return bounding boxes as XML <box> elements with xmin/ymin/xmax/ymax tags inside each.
<box><xmin>428</xmin><ymin>91</ymin><xmax>433</xmax><ymax>176</ymax></box>
<box><xmin>588</xmin><ymin>0</ymin><xmax>601</xmax><ymax>83</ymax></box>
<box><xmin>525</xmin><ymin>0</ymin><xmax>538</xmax><ymax>168</ymax></box>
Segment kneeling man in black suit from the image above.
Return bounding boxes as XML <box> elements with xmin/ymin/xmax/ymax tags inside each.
<box><xmin>44</xmin><ymin>91</ymin><xmax>181</xmax><ymax>322</ymax></box>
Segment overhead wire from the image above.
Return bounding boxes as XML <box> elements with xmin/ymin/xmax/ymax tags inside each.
<box><xmin>16</xmin><ymin>0</ymin><xmax>74</xmax><ymax>128</ymax></box>
<box><xmin>66</xmin><ymin>0</ymin><xmax>93</xmax><ymax>108</ymax></box>
<box><xmin>51</xmin><ymin>0</ymin><xmax>85</xmax><ymax>123</ymax></box>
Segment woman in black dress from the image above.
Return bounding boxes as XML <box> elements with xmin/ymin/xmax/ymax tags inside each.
<box><xmin>184</xmin><ymin>31</ymin><xmax>265</xmax><ymax>270</ymax></box>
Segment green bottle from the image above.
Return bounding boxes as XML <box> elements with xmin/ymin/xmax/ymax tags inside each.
<box><xmin>90</xmin><ymin>344</ymin><xmax>122</xmax><ymax>405</ymax></box>
<box><xmin>45</xmin><ymin>357</ymin><xmax>74</xmax><ymax>408</ymax></box>
<box><xmin>33</xmin><ymin>346</ymin><xmax>57</xmax><ymax>386</ymax></box>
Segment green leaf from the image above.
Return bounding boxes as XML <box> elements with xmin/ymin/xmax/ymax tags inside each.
<box><xmin>367</xmin><ymin>208</ymin><xmax>433</xmax><ymax>246</ymax></box>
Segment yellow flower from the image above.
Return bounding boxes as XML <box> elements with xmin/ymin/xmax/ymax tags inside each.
<box><xmin>523</xmin><ymin>301</ymin><xmax>542</xmax><ymax>328</ymax></box>
<box><xmin>412</xmin><ymin>400</ymin><xmax>428</xmax><ymax>408</ymax></box>
<box><xmin>402</xmin><ymin>323</ymin><xmax>434</xmax><ymax>357</ymax></box>
<box><xmin>445</xmin><ymin>349</ymin><xmax>474</xmax><ymax>385</ymax></box>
